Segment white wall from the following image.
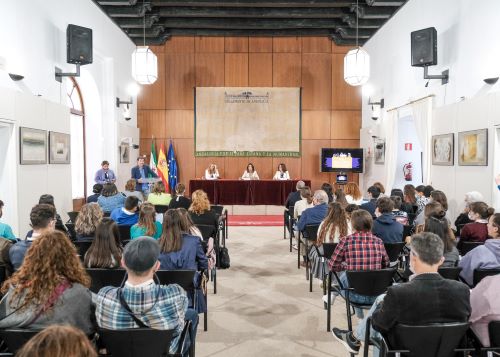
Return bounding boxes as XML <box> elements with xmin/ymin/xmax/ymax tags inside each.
<box><xmin>360</xmin><ymin>0</ymin><xmax>500</xmax><ymax>212</ymax></box>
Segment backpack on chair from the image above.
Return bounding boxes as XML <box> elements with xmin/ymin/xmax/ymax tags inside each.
<box><xmin>219</xmin><ymin>246</ymin><xmax>230</xmax><ymax>269</ymax></box>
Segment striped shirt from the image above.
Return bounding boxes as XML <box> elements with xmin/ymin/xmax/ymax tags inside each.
<box><xmin>94</xmin><ymin>282</ymin><xmax>188</xmax><ymax>353</ymax></box>
<box><xmin>328</xmin><ymin>231</ymin><xmax>390</xmax><ymax>272</ymax></box>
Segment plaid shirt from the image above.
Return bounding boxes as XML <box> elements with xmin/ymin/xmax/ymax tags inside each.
<box><xmin>93</xmin><ymin>282</ymin><xmax>188</xmax><ymax>353</ymax></box>
<box><xmin>327</xmin><ymin>231</ymin><xmax>390</xmax><ymax>272</ymax></box>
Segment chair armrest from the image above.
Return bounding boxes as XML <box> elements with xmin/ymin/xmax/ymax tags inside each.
<box><xmin>176</xmin><ymin>320</ymin><xmax>192</xmax><ymax>356</ymax></box>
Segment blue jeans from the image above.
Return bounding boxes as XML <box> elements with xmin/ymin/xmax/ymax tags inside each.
<box><xmin>183</xmin><ymin>308</ymin><xmax>199</xmax><ymax>357</ymax></box>
<box><xmin>354</xmin><ymin>294</ymin><xmax>386</xmax><ymax>357</ymax></box>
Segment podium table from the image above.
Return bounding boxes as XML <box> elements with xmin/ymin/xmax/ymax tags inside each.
<box><xmin>189</xmin><ymin>179</ymin><xmax>311</xmax><ymax>205</ymax></box>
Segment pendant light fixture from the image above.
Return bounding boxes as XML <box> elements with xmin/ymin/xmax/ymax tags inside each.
<box><xmin>343</xmin><ymin>0</ymin><xmax>370</xmax><ymax>86</ymax></box>
<box><xmin>131</xmin><ymin>1</ymin><xmax>157</xmax><ymax>85</ymax></box>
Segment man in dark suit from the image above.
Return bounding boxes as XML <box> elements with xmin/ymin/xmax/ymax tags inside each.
<box><xmin>332</xmin><ymin>232</ymin><xmax>471</xmax><ymax>354</ymax></box>
<box><xmin>131</xmin><ymin>156</ymin><xmax>158</xmax><ymax>194</ymax></box>
<box><xmin>284</xmin><ymin>180</ymin><xmax>305</xmax><ymax>237</ymax></box>
<box><xmin>360</xmin><ymin>185</ymin><xmax>381</xmax><ymax>218</ymax></box>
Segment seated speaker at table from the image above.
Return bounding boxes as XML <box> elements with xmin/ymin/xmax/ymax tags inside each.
<box><xmin>241</xmin><ymin>163</ymin><xmax>260</xmax><ymax>180</ymax></box>
<box><xmin>273</xmin><ymin>163</ymin><xmax>290</xmax><ymax>180</ymax></box>
<box><xmin>205</xmin><ymin>164</ymin><xmax>220</xmax><ymax>180</ymax></box>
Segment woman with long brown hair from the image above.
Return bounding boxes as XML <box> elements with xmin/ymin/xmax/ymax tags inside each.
<box><xmin>75</xmin><ymin>203</ymin><xmax>103</xmax><ymax>241</ymax></box>
<box><xmin>309</xmin><ymin>203</ymin><xmax>352</xmax><ymax>281</ymax></box>
<box><xmin>344</xmin><ymin>182</ymin><xmax>363</xmax><ymax>205</ymax></box>
<box><xmin>123</xmin><ymin>178</ymin><xmax>144</xmax><ymax>202</ymax></box>
<box><xmin>130</xmin><ymin>202</ymin><xmax>162</xmax><ymax>239</ymax></box>
<box><xmin>84</xmin><ymin>218</ymin><xmax>122</xmax><ymax>268</ymax></box>
<box><xmin>334</xmin><ymin>188</ymin><xmax>349</xmax><ymax>209</ymax></box>
<box><xmin>0</xmin><ymin>231</ymin><xmax>93</xmax><ymax>334</ymax></box>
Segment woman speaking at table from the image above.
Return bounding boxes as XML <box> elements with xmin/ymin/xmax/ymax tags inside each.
<box><xmin>273</xmin><ymin>163</ymin><xmax>290</xmax><ymax>180</ymax></box>
<box><xmin>205</xmin><ymin>164</ymin><xmax>220</xmax><ymax>180</ymax></box>
<box><xmin>241</xmin><ymin>163</ymin><xmax>259</xmax><ymax>180</ymax></box>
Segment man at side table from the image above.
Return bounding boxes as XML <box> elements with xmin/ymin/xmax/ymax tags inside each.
<box><xmin>131</xmin><ymin>156</ymin><xmax>158</xmax><ymax>196</ymax></box>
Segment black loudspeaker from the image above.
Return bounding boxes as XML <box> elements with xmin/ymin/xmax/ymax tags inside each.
<box><xmin>67</xmin><ymin>24</ymin><xmax>93</xmax><ymax>65</ymax></box>
<box><xmin>411</xmin><ymin>27</ymin><xmax>437</xmax><ymax>67</ymax></box>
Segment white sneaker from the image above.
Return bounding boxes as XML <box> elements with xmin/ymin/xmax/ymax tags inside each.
<box><xmin>322</xmin><ymin>292</ymin><xmax>337</xmax><ymax>304</ymax></box>
<box><xmin>292</xmin><ymin>244</ymin><xmax>298</xmax><ymax>250</ymax></box>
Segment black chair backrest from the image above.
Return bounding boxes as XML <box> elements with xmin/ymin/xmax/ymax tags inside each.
<box><xmin>322</xmin><ymin>243</ymin><xmax>338</xmax><ymax>259</ymax></box>
<box><xmin>74</xmin><ymin>241</ymin><xmax>93</xmax><ymax>260</ymax></box>
<box><xmin>0</xmin><ymin>329</ymin><xmax>38</xmax><ymax>353</ymax></box>
<box><xmin>489</xmin><ymin>321</ymin><xmax>500</xmax><ymax>347</ymax></box>
<box><xmin>346</xmin><ymin>268</ymin><xmax>396</xmax><ymax>297</ymax></box>
<box><xmin>155</xmin><ymin>204</ymin><xmax>169</xmax><ymax>214</ymax></box>
<box><xmin>0</xmin><ymin>266</ymin><xmax>6</xmax><ymax>287</ymax></box>
<box><xmin>402</xmin><ymin>225</ymin><xmax>412</xmax><ymax>240</ymax></box>
<box><xmin>86</xmin><ymin>268</ymin><xmax>126</xmax><ymax>293</ymax></box>
<box><xmin>65</xmin><ymin>223</ymin><xmax>77</xmax><ymax>241</ymax></box>
<box><xmin>118</xmin><ymin>225</ymin><xmax>132</xmax><ymax>242</ymax></box>
<box><xmin>195</xmin><ymin>224</ymin><xmax>216</xmax><ymax>240</ymax></box>
<box><xmin>103</xmin><ymin>211</ymin><xmax>111</xmax><ymax>218</ymax></box>
<box><xmin>156</xmin><ymin>270</ymin><xmax>196</xmax><ymax>296</ymax></box>
<box><xmin>384</xmin><ymin>242</ymin><xmax>405</xmax><ymax>262</ymax></box>
<box><xmin>303</xmin><ymin>224</ymin><xmax>320</xmax><ymax>241</ymax></box>
<box><xmin>473</xmin><ymin>268</ymin><xmax>500</xmax><ymax>287</ymax></box>
<box><xmin>67</xmin><ymin>211</ymin><xmax>79</xmax><ymax>223</ymax></box>
<box><xmin>98</xmin><ymin>328</ymin><xmax>174</xmax><ymax>357</ymax></box>
<box><xmin>459</xmin><ymin>241</ymin><xmax>484</xmax><ymax>256</ymax></box>
<box><xmin>438</xmin><ymin>266</ymin><xmax>463</xmax><ymax>281</ymax></box>
<box><xmin>390</xmin><ymin>322</ymin><xmax>469</xmax><ymax>357</ymax></box>
<box><xmin>211</xmin><ymin>205</ymin><xmax>224</xmax><ymax>215</ymax></box>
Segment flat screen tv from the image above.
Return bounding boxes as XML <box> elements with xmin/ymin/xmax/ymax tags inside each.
<box><xmin>320</xmin><ymin>148</ymin><xmax>364</xmax><ymax>173</ymax></box>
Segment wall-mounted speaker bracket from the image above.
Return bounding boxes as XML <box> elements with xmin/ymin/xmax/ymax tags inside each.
<box><xmin>55</xmin><ymin>64</ymin><xmax>81</xmax><ymax>83</ymax></box>
<box><xmin>423</xmin><ymin>66</ymin><xmax>449</xmax><ymax>85</ymax></box>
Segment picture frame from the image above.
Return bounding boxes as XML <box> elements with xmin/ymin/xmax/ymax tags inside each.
<box><xmin>374</xmin><ymin>139</ymin><xmax>385</xmax><ymax>164</ymax></box>
<box><xmin>119</xmin><ymin>144</ymin><xmax>130</xmax><ymax>163</ymax></box>
<box><xmin>458</xmin><ymin>129</ymin><xmax>488</xmax><ymax>166</ymax></box>
<box><xmin>49</xmin><ymin>131</ymin><xmax>71</xmax><ymax>164</ymax></box>
<box><xmin>432</xmin><ymin>133</ymin><xmax>454</xmax><ymax>166</ymax></box>
<box><xmin>19</xmin><ymin>127</ymin><xmax>47</xmax><ymax>165</ymax></box>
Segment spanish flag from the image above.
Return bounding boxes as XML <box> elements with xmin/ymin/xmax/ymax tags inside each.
<box><xmin>157</xmin><ymin>142</ymin><xmax>170</xmax><ymax>193</ymax></box>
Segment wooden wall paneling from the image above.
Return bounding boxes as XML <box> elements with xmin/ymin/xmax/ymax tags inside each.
<box><xmin>195</xmin><ymin>157</ymin><xmax>226</xmax><ymax>179</ymax></box>
<box><xmin>302</xmin><ymin>110</ymin><xmax>331</xmax><ymax>140</ymax></box>
<box><xmin>224</xmin><ymin>37</ymin><xmax>249</xmax><ymax>52</ymax></box>
<box><xmin>272</xmin><ymin>53</ymin><xmax>301</xmax><ymax>87</ymax></box>
<box><xmin>137</xmin><ymin>52</ymin><xmax>166</xmax><ymax>110</ymax></box>
<box><xmin>195</xmin><ymin>53</ymin><xmax>225</xmax><ymax>87</ymax></box>
<box><xmin>302</xmin><ymin>36</ymin><xmax>332</xmax><ymax>53</ymax></box>
<box><xmin>195</xmin><ymin>37</ymin><xmax>224</xmax><ymax>53</ymax></box>
<box><xmin>332</xmin><ymin>53</ymin><xmax>362</xmax><ymax>110</ymax></box>
<box><xmin>330</xmin><ymin>139</ymin><xmax>360</xmax><ymax>148</ymax></box>
<box><xmin>139</xmin><ymin>138</ymin><xmax>152</xmax><ymax>158</ymax></box>
<box><xmin>224</xmin><ymin>53</ymin><xmax>249</xmax><ymax>86</ymax></box>
<box><xmin>173</xmin><ymin>139</ymin><xmax>195</xmax><ymax>184</ymax></box>
<box><xmin>330</xmin><ymin>110</ymin><xmax>361</xmax><ymax>140</ymax></box>
<box><xmin>272</xmin><ymin>157</ymin><xmax>302</xmax><ymax>180</ymax></box>
<box><xmin>273</xmin><ymin>37</ymin><xmax>301</xmax><ymax>52</ymax></box>
<box><xmin>249</xmin><ymin>53</ymin><xmax>273</xmax><ymax>86</ymax></box>
<box><xmin>137</xmin><ymin>110</ymin><xmax>166</xmax><ymax>139</ymax></box>
<box><xmin>165</xmin><ymin>110</ymin><xmax>194</xmax><ymax>138</ymax></box>
<box><xmin>249</xmin><ymin>37</ymin><xmax>273</xmax><ymax>52</ymax></box>
<box><xmin>223</xmin><ymin>157</ymin><xmax>243</xmax><ymax>180</ymax></box>
<box><xmin>301</xmin><ymin>139</ymin><xmax>332</xmax><ymax>190</ymax></box>
<box><xmin>164</xmin><ymin>36</ymin><xmax>195</xmax><ymax>53</ymax></box>
<box><xmin>332</xmin><ymin>43</ymin><xmax>352</xmax><ymax>54</ymax></box>
<box><xmin>302</xmin><ymin>53</ymin><xmax>332</xmax><ymax>110</ymax></box>
<box><xmin>165</xmin><ymin>53</ymin><xmax>195</xmax><ymax>109</ymax></box>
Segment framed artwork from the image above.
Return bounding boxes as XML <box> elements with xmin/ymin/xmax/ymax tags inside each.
<box><xmin>19</xmin><ymin>127</ymin><xmax>47</xmax><ymax>165</ymax></box>
<box><xmin>374</xmin><ymin>139</ymin><xmax>385</xmax><ymax>164</ymax></box>
<box><xmin>49</xmin><ymin>131</ymin><xmax>71</xmax><ymax>164</ymax></box>
<box><xmin>432</xmin><ymin>133</ymin><xmax>454</xmax><ymax>166</ymax></box>
<box><xmin>458</xmin><ymin>129</ymin><xmax>488</xmax><ymax>166</ymax></box>
<box><xmin>120</xmin><ymin>144</ymin><xmax>130</xmax><ymax>163</ymax></box>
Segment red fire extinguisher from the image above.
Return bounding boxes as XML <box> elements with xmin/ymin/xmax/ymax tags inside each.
<box><xmin>403</xmin><ymin>162</ymin><xmax>413</xmax><ymax>181</ymax></box>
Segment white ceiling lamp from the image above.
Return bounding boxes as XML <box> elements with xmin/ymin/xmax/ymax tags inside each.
<box><xmin>344</xmin><ymin>0</ymin><xmax>370</xmax><ymax>86</ymax></box>
<box><xmin>131</xmin><ymin>1</ymin><xmax>157</xmax><ymax>85</ymax></box>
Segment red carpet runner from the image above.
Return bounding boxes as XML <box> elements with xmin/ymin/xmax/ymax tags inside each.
<box><xmin>227</xmin><ymin>215</ymin><xmax>283</xmax><ymax>226</ymax></box>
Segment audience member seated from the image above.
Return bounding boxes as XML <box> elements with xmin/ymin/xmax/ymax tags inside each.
<box><xmin>415</xmin><ymin>185</ymin><xmax>429</xmax><ymax>216</ymax></box>
<box><xmin>309</xmin><ymin>203</ymin><xmax>352</xmax><ymax>281</ymax></box>
<box><xmin>273</xmin><ymin>163</ymin><xmax>290</xmax><ymax>180</ymax></box>
<box><xmin>16</xmin><ymin>325</ymin><xmax>97</xmax><ymax>357</ymax></box>
<box><xmin>110</xmin><ymin>196</ymin><xmax>140</xmax><ymax>226</ymax></box>
<box><xmin>402</xmin><ymin>184</ymin><xmax>417</xmax><ymax>214</ymax></box>
<box><xmin>97</xmin><ymin>183</ymin><xmax>125</xmax><ymax>214</ymax></box>
<box><xmin>0</xmin><ymin>231</ymin><xmax>93</xmax><ymax>334</ymax></box>
<box><xmin>147</xmin><ymin>181</ymin><xmax>172</xmax><ymax>206</ymax></box>
<box><xmin>297</xmin><ymin>190</ymin><xmax>329</xmax><ymax>234</ymax></box>
<box><xmin>459</xmin><ymin>201</ymin><xmax>494</xmax><ymax>246</ymax></box>
<box><xmin>188</xmin><ymin>190</ymin><xmax>218</xmax><ymax>235</ymax></box>
<box><xmin>459</xmin><ymin>213</ymin><xmax>500</xmax><ymax>286</ymax></box>
<box><xmin>332</xmin><ymin>232</ymin><xmax>470</xmax><ymax>355</ymax></box>
<box><xmin>390</xmin><ymin>196</ymin><xmax>409</xmax><ymax>225</ymax></box>
<box><xmin>38</xmin><ymin>194</ymin><xmax>68</xmax><ymax>235</ymax></box>
<box><xmin>177</xmin><ymin>208</ymin><xmax>203</xmax><ymax>239</ymax></box>
<box><xmin>84</xmin><ymin>218</ymin><xmax>122</xmax><ymax>269</ymax></box>
<box><xmin>75</xmin><ymin>203</ymin><xmax>103</xmax><ymax>242</ymax></box>
<box><xmin>373</xmin><ymin>182</ymin><xmax>386</xmax><ymax>197</ymax></box>
<box><xmin>87</xmin><ymin>183</ymin><xmax>103</xmax><ymax>204</ymax></box>
<box><xmin>470</xmin><ymin>274</ymin><xmax>500</xmax><ymax>347</ymax></box>
<box><xmin>321</xmin><ymin>183</ymin><xmax>334</xmax><ymax>203</ymax></box>
<box><xmin>414</xmin><ymin>189</ymin><xmax>450</xmax><ymax>226</ymax></box>
<box><xmin>293</xmin><ymin>186</ymin><xmax>313</xmax><ymax>220</ymax></box>
<box><xmin>131</xmin><ymin>202</ymin><xmax>162</xmax><ymax>240</ymax></box>
<box><xmin>123</xmin><ymin>178</ymin><xmax>144</xmax><ymax>202</ymax></box>
<box><xmin>334</xmin><ymin>189</ymin><xmax>349</xmax><ymax>209</ymax></box>
<box><xmin>372</xmin><ymin>197</ymin><xmax>403</xmax><ymax>244</ymax></box>
<box><xmin>284</xmin><ymin>180</ymin><xmax>305</xmax><ymax>237</ymax></box>
<box><xmin>360</xmin><ymin>185</ymin><xmax>381</xmax><ymax>218</ymax></box>
<box><xmin>344</xmin><ymin>182</ymin><xmax>363</xmax><ymax>205</ymax></box>
<box><xmin>10</xmin><ymin>204</ymin><xmax>55</xmax><ymax>271</ymax></box>
<box><xmin>94</xmin><ymin>237</ymin><xmax>198</xmax><ymax>355</ymax></box>
<box><xmin>205</xmin><ymin>163</ymin><xmax>220</xmax><ymax>180</ymax></box>
<box><xmin>326</xmin><ymin>210</ymin><xmax>390</xmax><ymax>311</ymax></box>
<box><xmin>168</xmin><ymin>183</ymin><xmax>192</xmax><ymax>210</ymax></box>
<box><xmin>241</xmin><ymin>163</ymin><xmax>259</xmax><ymax>180</ymax></box>
<box><xmin>422</xmin><ymin>206</ymin><xmax>459</xmax><ymax>267</ymax></box>
<box><xmin>0</xmin><ymin>199</ymin><xmax>16</xmax><ymax>241</ymax></box>
<box><xmin>454</xmin><ymin>191</ymin><xmax>483</xmax><ymax>234</ymax></box>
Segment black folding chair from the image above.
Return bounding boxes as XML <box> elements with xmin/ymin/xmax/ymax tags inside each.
<box><xmin>86</xmin><ymin>268</ymin><xmax>126</xmax><ymax>293</ymax></box>
<box><xmin>155</xmin><ymin>205</ymin><xmax>169</xmax><ymax>214</ymax></box>
<box><xmin>482</xmin><ymin>321</ymin><xmax>500</xmax><ymax>356</ymax></box>
<box><xmin>473</xmin><ymin>268</ymin><xmax>500</xmax><ymax>287</ymax></box>
<box><xmin>458</xmin><ymin>241</ymin><xmax>484</xmax><ymax>256</ymax></box>
<box><xmin>287</xmin><ymin>205</ymin><xmax>295</xmax><ymax>252</ymax></box>
<box><xmin>303</xmin><ymin>224</ymin><xmax>320</xmax><ymax>290</ymax></box>
<box><xmin>0</xmin><ymin>329</ymin><xmax>38</xmax><ymax>354</ymax></box>
<box><xmin>195</xmin><ymin>224</ymin><xmax>218</xmax><ymax>295</ymax></box>
<box><xmin>310</xmin><ymin>242</ymin><xmax>337</xmax><ymax>295</ymax></box>
<box><xmin>65</xmin><ymin>222</ymin><xmax>77</xmax><ymax>241</ymax></box>
<box><xmin>210</xmin><ymin>205</ymin><xmax>223</xmax><ymax>216</ymax></box>
<box><xmin>383</xmin><ymin>242</ymin><xmax>405</xmax><ymax>266</ymax></box>
<box><xmin>67</xmin><ymin>211</ymin><xmax>79</xmax><ymax>223</ymax></box>
<box><xmin>438</xmin><ymin>266</ymin><xmax>463</xmax><ymax>281</ymax></box>
<box><xmin>118</xmin><ymin>225</ymin><xmax>132</xmax><ymax>245</ymax></box>
<box><xmin>74</xmin><ymin>241</ymin><xmax>93</xmax><ymax>261</ymax></box>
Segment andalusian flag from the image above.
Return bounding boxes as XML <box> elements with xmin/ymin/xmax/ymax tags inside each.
<box><xmin>157</xmin><ymin>142</ymin><xmax>170</xmax><ymax>193</ymax></box>
<box><xmin>150</xmin><ymin>138</ymin><xmax>158</xmax><ymax>175</ymax></box>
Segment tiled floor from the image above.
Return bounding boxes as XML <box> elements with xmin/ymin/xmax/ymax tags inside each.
<box><xmin>197</xmin><ymin>225</ymin><xmax>363</xmax><ymax>357</ymax></box>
